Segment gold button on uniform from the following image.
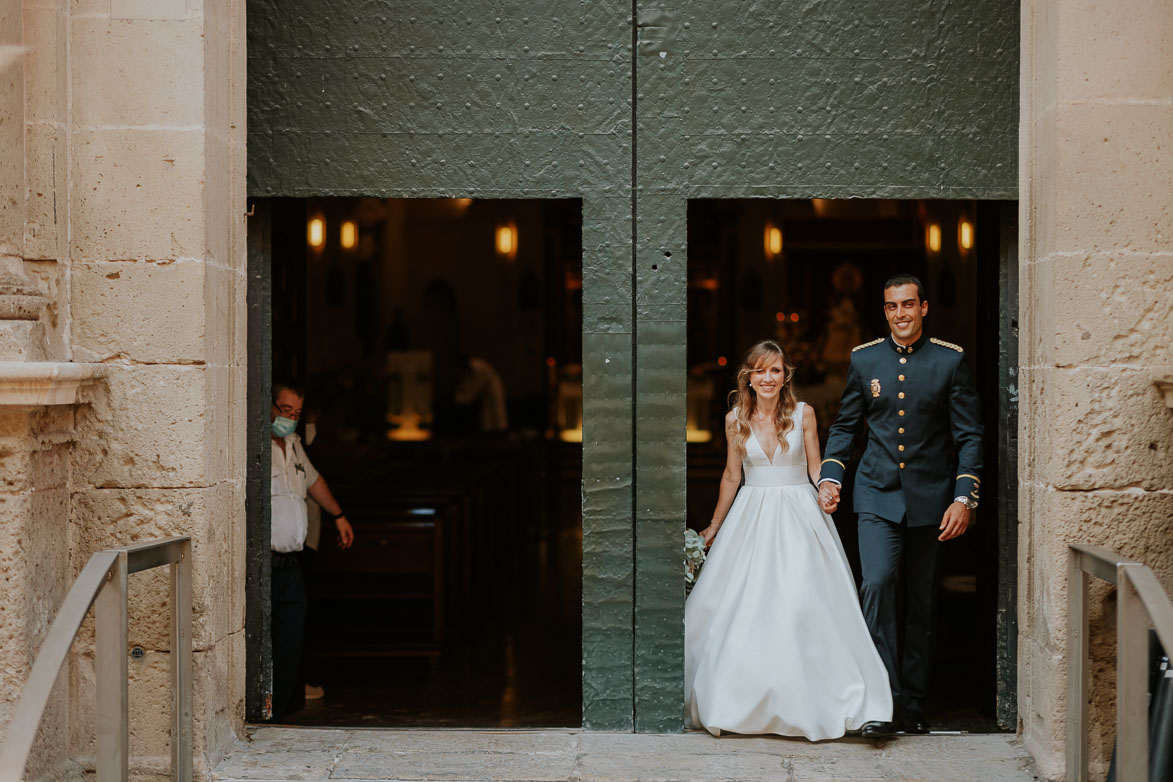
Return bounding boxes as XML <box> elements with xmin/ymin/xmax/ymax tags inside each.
<box><xmin>898</xmin><ymin>392</ymin><xmax>905</xmax><ymax>399</ymax></box>
<box><xmin>898</xmin><ymin>410</ymin><xmax>905</xmax><ymax>416</ymax></box>
<box><xmin>898</xmin><ymin>445</ymin><xmax>905</xmax><ymax>452</ymax></box>
<box><xmin>898</xmin><ymin>427</ymin><xmax>905</xmax><ymax>434</ymax></box>
<box><xmin>900</xmin><ymin>358</ymin><xmax>907</xmax><ymax>364</ymax></box>
<box><xmin>898</xmin><ymin>374</ymin><xmax>905</xmax><ymax>381</ymax></box>
<box><xmin>899</xmin><ymin>462</ymin><xmax>905</xmax><ymax>469</ymax></box>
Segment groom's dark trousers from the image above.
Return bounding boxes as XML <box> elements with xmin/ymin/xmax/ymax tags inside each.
<box><xmin>857</xmin><ymin>513</ymin><xmax>940</xmax><ymax>714</ymax></box>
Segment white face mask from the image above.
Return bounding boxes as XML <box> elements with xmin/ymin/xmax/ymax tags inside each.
<box><xmin>305</xmin><ymin>422</ymin><xmax>317</xmax><ymax>445</ymax></box>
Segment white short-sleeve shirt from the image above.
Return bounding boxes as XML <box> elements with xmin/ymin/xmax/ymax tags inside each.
<box><xmin>270</xmin><ymin>433</ymin><xmax>320</xmax><ymax>553</ymax></box>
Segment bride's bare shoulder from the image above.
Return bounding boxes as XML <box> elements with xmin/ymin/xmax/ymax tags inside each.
<box><xmin>725</xmin><ymin>408</ymin><xmax>739</xmax><ymax>428</ymax></box>
<box><xmin>801</xmin><ymin>402</ymin><xmax>817</xmax><ymax>426</ymax></box>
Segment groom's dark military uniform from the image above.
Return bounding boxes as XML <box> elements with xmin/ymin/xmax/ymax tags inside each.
<box><xmin>819</xmin><ymin>332</ymin><xmax>982</xmax><ymax>716</ymax></box>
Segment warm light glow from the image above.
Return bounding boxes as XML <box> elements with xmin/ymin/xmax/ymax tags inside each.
<box><xmin>775</xmin><ymin>311</ymin><xmax>785</xmax><ymax>322</ymax></box>
<box><xmin>686</xmin><ymin>428</ymin><xmax>713</xmax><ymax>443</ymax></box>
<box><xmin>959</xmin><ymin>219</ymin><xmax>974</xmax><ymax>251</ymax></box>
<box><xmin>559</xmin><ymin>428</ymin><xmax>583</xmax><ymax>443</ymax></box>
<box><xmin>340</xmin><ymin>220</ymin><xmax>358</xmax><ymax>250</ymax></box>
<box><xmin>546</xmin><ymin>356</ymin><xmax>557</xmax><ymax>367</ymax></box>
<box><xmin>307</xmin><ymin>217</ymin><xmax>325</xmax><ymax>249</ymax></box>
<box><xmin>453</xmin><ymin>197</ymin><xmax>473</xmax><ymax>210</ymax></box>
<box><xmin>926</xmin><ymin>223</ymin><xmax>941</xmax><ymax>254</ymax></box>
<box><xmin>764</xmin><ymin>223</ymin><xmax>783</xmax><ymax>259</ymax></box>
<box><xmin>496</xmin><ymin>223</ymin><xmax>517</xmax><ymax>260</ymax></box>
<box><xmin>790</xmin><ymin>312</ymin><xmax>799</xmax><ymax>323</ymax></box>
<box><xmin>717</xmin><ymin>356</ymin><xmax>728</xmax><ymax>367</ymax></box>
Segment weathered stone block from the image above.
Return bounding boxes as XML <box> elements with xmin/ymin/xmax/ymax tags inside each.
<box><xmin>21</xmin><ymin>5</ymin><xmax>59</xmax><ymax>124</ymax></box>
<box><xmin>70</xmin><ymin>482</ymin><xmax>243</xmax><ymax>650</ymax></box>
<box><xmin>23</xmin><ymin>125</ymin><xmax>62</xmax><ymax>263</ymax></box>
<box><xmin>72</xmin><ymin>261</ymin><xmax>207</xmax><ymax>363</ymax></box>
<box><xmin>1056</xmin><ymin>0</ymin><xmax>1173</xmax><ymax>103</ymax></box>
<box><xmin>71</xmin><ymin>17</ymin><xmax>205</xmax><ymax>128</ymax></box>
<box><xmin>1034</xmin><ymin>366</ymin><xmax>1173</xmax><ymax>491</ymax></box>
<box><xmin>24</xmin><ymin>259</ymin><xmax>69</xmax><ymax>360</ymax></box>
<box><xmin>73</xmin><ymin>364</ymin><xmax>211</xmax><ymax>488</ymax></box>
<box><xmin>1051</xmin><ymin>251</ymin><xmax>1173</xmax><ymax>367</ymax></box>
<box><xmin>70</xmin><ymin>129</ymin><xmax>205</xmax><ymax>263</ymax></box>
<box><xmin>200</xmin><ymin>263</ymin><xmax>236</xmax><ymax>368</ymax></box>
<box><xmin>1053</xmin><ymin>102</ymin><xmax>1173</xmax><ymax>255</ymax></box>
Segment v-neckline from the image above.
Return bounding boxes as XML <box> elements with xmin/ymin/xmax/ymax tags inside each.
<box><xmin>750</xmin><ymin>427</ymin><xmax>781</xmax><ymax>465</ymax></box>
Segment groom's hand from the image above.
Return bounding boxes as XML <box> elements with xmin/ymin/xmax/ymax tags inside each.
<box><xmin>938</xmin><ymin>502</ymin><xmax>971</xmax><ymax>541</ymax></box>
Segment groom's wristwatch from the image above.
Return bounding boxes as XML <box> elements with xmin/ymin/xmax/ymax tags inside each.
<box><xmin>953</xmin><ymin>496</ymin><xmax>978</xmax><ymax>510</ymax></box>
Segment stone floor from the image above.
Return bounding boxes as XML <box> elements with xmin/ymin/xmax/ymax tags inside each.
<box><xmin>213</xmin><ymin>727</ymin><xmax>1042</xmax><ymax>782</ymax></box>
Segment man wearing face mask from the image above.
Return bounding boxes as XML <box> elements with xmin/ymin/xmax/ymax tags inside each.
<box><xmin>269</xmin><ymin>381</ymin><xmax>354</xmax><ymax>720</ymax></box>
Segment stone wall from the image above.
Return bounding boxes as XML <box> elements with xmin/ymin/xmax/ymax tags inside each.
<box><xmin>1019</xmin><ymin>0</ymin><xmax>1173</xmax><ymax>777</ymax></box>
<box><xmin>0</xmin><ymin>0</ymin><xmax>248</xmax><ymax>778</ymax></box>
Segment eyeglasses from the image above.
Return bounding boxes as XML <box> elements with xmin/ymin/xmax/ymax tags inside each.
<box><xmin>273</xmin><ymin>403</ymin><xmax>302</xmax><ymax>421</ymax></box>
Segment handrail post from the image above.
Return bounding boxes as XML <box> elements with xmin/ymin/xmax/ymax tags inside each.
<box><xmin>95</xmin><ymin>550</ymin><xmax>128</xmax><ymax>782</ymax></box>
<box><xmin>1117</xmin><ymin>564</ymin><xmax>1150</xmax><ymax>782</ymax></box>
<box><xmin>171</xmin><ymin>539</ymin><xmax>193</xmax><ymax>782</ymax></box>
<box><xmin>1067</xmin><ymin>546</ymin><xmax>1090</xmax><ymax>782</ymax></box>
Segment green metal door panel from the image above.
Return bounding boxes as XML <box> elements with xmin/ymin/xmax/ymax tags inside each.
<box><xmin>629</xmin><ymin>0</ymin><xmax>1017</xmax><ymax>731</ymax></box>
<box><xmin>247</xmin><ymin>0</ymin><xmax>637</xmax><ymax>731</ymax></box>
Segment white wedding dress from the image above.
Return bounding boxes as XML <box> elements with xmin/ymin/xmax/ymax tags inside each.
<box><xmin>685</xmin><ymin>402</ymin><xmax>892</xmax><ymax>740</ymax></box>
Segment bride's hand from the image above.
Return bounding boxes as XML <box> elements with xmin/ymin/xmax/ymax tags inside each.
<box><xmin>700</xmin><ymin>523</ymin><xmax>720</xmax><ymax>548</ymax></box>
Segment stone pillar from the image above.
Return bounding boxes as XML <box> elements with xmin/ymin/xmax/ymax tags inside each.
<box><xmin>62</xmin><ymin>0</ymin><xmax>248</xmax><ymax>773</ymax></box>
<box><xmin>0</xmin><ymin>0</ymin><xmax>246</xmax><ymax>776</ymax></box>
<box><xmin>1019</xmin><ymin>0</ymin><xmax>1173</xmax><ymax>777</ymax></box>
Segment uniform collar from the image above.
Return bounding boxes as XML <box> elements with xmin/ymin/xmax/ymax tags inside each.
<box><xmin>887</xmin><ymin>332</ymin><xmax>928</xmax><ymax>355</ymax></box>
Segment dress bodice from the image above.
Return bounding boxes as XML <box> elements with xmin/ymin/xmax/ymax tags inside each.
<box><xmin>742</xmin><ymin>402</ymin><xmax>809</xmax><ymax>487</ymax></box>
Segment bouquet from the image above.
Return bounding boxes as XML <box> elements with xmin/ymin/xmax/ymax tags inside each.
<box><xmin>684</xmin><ymin>529</ymin><xmax>708</xmax><ymax>595</ymax></box>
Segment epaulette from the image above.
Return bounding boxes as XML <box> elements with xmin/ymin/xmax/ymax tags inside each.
<box><xmin>851</xmin><ymin>338</ymin><xmax>884</xmax><ymax>352</ymax></box>
<box><xmin>930</xmin><ymin>337</ymin><xmax>964</xmax><ymax>353</ymax></box>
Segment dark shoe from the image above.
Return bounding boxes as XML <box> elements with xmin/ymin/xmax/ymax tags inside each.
<box><xmin>899</xmin><ymin>710</ymin><xmax>931</xmax><ymax>734</ymax></box>
<box><xmin>861</xmin><ymin>720</ymin><xmax>894</xmax><ymax>738</ymax></box>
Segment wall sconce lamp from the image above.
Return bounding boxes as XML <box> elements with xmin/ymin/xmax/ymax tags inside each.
<box><xmin>307</xmin><ymin>217</ymin><xmax>325</xmax><ymax>250</ymax></box>
<box><xmin>926</xmin><ymin>222</ymin><xmax>941</xmax><ymax>254</ymax></box>
<box><xmin>496</xmin><ymin>222</ymin><xmax>518</xmax><ymax>261</ymax></box>
<box><xmin>340</xmin><ymin>220</ymin><xmax>358</xmax><ymax>251</ymax></box>
<box><xmin>764</xmin><ymin>223</ymin><xmax>783</xmax><ymax>260</ymax></box>
<box><xmin>959</xmin><ymin>218</ymin><xmax>974</xmax><ymax>252</ymax></box>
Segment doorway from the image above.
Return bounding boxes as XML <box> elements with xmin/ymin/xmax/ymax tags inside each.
<box><xmin>250</xmin><ymin>197</ymin><xmax>584</xmax><ymax>727</ymax></box>
<box><xmin>685</xmin><ymin>198</ymin><xmax>1016</xmax><ymax>731</ymax></box>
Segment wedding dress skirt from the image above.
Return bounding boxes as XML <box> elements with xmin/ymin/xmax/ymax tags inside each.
<box><xmin>684</xmin><ymin>402</ymin><xmax>892</xmax><ymax>740</ymax></box>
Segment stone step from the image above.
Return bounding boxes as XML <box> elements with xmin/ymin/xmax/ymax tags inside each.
<box><xmin>213</xmin><ymin>727</ymin><xmax>1038</xmax><ymax>782</ymax></box>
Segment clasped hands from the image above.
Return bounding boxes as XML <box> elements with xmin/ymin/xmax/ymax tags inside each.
<box><xmin>817</xmin><ymin>482</ymin><xmax>970</xmax><ymax>542</ymax></box>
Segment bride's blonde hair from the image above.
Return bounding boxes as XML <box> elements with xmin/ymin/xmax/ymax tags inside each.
<box><xmin>727</xmin><ymin>340</ymin><xmax>798</xmax><ymax>457</ymax></box>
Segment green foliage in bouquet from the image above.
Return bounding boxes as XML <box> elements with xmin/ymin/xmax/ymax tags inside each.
<box><xmin>684</xmin><ymin>528</ymin><xmax>707</xmax><ymax>595</ymax></box>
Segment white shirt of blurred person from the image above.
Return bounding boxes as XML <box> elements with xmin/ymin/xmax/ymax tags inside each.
<box><xmin>271</xmin><ymin>388</ymin><xmax>354</xmax><ymax>553</ymax></box>
<box><xmin>453</xmin><ymin>357</ymin><xmax>508</xmax><ymax>432</ymax></box>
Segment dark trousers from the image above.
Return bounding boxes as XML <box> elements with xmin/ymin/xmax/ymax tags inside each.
<box><xmin>857</xmin><ymin>513</ymin><xmax>940</xmax><ymax>714</ymax></box>
<box><xmin>270</xmin><ymin>553</ymin><xmax>307</xmax><ymax>721</ymax></box>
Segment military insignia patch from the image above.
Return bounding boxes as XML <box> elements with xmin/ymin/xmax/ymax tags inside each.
<box><xmin>870</xmin><ymin>378</ymin><xmax>881</xmax><ymax>398</ymax></box>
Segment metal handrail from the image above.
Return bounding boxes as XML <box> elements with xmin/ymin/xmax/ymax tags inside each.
<box><xmin>0</xmin><ymin>537</ymin><xmax>192</xmax><ymax>782</ymax></box>
<box><xmin>1068</xmin><ymin>543</ymin><xmax>1173</xmax><ymax>782</ymax></box>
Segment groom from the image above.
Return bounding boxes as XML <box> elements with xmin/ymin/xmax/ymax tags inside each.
<box><xmin>817</xmin><ymin>273</ymin><xmax>982</xmax><ymax>738</ymax></box>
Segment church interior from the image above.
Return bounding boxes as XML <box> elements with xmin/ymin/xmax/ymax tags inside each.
<box><xmin>269</xmin><ymin>197</ymin><xmax>584</xmax><ymax>727</ymax></box>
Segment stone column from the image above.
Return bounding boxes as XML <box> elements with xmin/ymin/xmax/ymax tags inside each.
<box><xmin>1019</xmin><ymin>0</ymin><xmax>1173</xmax><ymax>777</ymax></box>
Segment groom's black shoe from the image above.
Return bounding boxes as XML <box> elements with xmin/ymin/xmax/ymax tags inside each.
<box><xmin>898</xmin><ymin>710</ymin><xmax>931</xmax><ymax>734</ymax></box>
<box><xmin>861</xmin><ymin>720</ymin><xmax>894</xmax><ymax>738</ymax></box>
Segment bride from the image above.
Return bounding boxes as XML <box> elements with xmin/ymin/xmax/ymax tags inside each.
<box><xmin>684</xmin><ymin>339</ymin><xmax>891</xmax><ymax>740</ymax></box>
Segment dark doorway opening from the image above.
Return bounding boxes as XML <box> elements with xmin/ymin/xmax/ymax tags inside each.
<box><xmin>257</xmin><ymin>197</ymin><xmax>584</xmax><ymax>728</ymax></box>
<box><xmin>685</xmin><ymin>198</ymin><xmax>1015</xmax><ymax>732</ymax></box>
